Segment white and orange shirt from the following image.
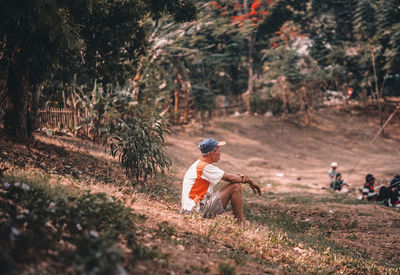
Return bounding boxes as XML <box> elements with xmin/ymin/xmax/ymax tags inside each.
<box><xmin>181</xmin><ymin>160</ymin><xmax>224</xmax><ymax>211</ymax></box>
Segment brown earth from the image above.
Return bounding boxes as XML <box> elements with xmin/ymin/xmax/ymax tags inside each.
<box><xmin>168</xmin><ymin>104</ymin><xmax>400</xmax><ymax>190</ymax></box>
<box><xmin>1</xmin><ymin>103</ymin><xmax>400</xmax><ymax>274</ymax></box>
<box><xmin>164</xmin><ymin>104</ymin><xmax>400</xmax><ymax>271</ymax></box>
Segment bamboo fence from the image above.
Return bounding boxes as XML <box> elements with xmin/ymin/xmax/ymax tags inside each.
<box><xmin>37</xmin><ymin>108</ymin><xmax>76</xmax><ymax>129</ymax></box>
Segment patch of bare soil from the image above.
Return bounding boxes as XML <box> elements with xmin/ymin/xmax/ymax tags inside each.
<box><xmin>168</xmin><ymin>104</ymin><xmax>400</xmax><ymax>191</ymax></box>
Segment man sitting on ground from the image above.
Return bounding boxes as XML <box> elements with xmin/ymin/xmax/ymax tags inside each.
<box><xmin>181</xmin><ymin>138</ymin><xmax>262</xmax><ymax>224</ymax></box>
<box><xmin>377</xmin><ymin>175</ymin><xmax>400</xmax><ymax>207</ymax></box>
<box><xmin>362</xmin><ymin>174</ymin><xmax>378</xmax><ymax>201</ymax></box>
<box><xmin>332</xmin><ymin>173</ymin><xmax>349</xmax><ymax>192</ymax></box>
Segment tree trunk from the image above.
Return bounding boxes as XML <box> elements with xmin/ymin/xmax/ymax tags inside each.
<box><xmin>247</xmin><ymin>35</ymin><xmax>255</xmax><ymax>96</ymax></box>
<box><xmin>371</xmin><ymin>50</ymin><xmax>384</xmax><ymax>135</ymax></box>
<box><xmin>29</xmin><ymin>84</ymin><xmax>42</xmax><ymax>133</ymax></box>
<box><xmin>71</xmin><ymin>74</ymin><xmax>78</xmax><ymax>136</ymax></box>
<box><xmin>174</xmin><ymin>89</ymin><xmax>179</xmax><ymax>124</ymax></box>
<box><xmin>243</xmin><ymin>0</ymin><xmax>255</xmax><ymax>100</ymax></box>
<box><xmin>176</xmin><ymin>69</ymin><xmax>191</xmax><ymax>124</ymax></box>
<box><xmin>5</xmin><ymin>57</ymin><xmax>30</xmax><ymax>142</ymax></box>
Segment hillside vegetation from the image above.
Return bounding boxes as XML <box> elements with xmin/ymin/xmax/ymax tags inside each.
<box><xmin>1</xmin><ymin>104</ymin><xmax>400</xmax><ymax>274</ymax></box>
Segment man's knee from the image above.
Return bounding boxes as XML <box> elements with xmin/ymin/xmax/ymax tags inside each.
<box><xmin>232</xmin><ymin>183</ymin><xmax>242</xmax><ymax>193</ymax></box>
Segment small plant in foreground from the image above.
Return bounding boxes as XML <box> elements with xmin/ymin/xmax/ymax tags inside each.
<box><xmin>218</xmin><ymin>262</ymin><xmax>236</xmax><ymax>275</ymax></box>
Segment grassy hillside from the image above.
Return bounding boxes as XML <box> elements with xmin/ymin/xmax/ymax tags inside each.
<box><xmin>1</xmin><ymin>104</ymin><xmax>400</xmax><ymax>274</ymax></box>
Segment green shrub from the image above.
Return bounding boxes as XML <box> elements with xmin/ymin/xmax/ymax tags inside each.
<box><xmin>110</xmin><ymin>110</ymin><xmax>171</xmax><ymax>185</ymax></box>
<box><xmin>249</xmin><ymin>93</ymin><xmax>283</xmax><ymax>115</ymax></box>
<box><xmin>71</xmin><ymin>84</ymin><xmax>172</xmax><ymax>186</ymax></box>
<box><xmin>0</xmin><ymin>175</ymin><xmax>156</xmax><ymax>274</ymax></box>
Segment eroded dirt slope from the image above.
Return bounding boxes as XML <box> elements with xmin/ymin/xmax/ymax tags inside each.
<box><xmin>167</xmin><ymin>105</ymin><xmax>400</xmax><ymax>193</ymax></box>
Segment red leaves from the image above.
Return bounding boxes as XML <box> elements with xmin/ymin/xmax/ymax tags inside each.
<box><xmin>251</xmin><ymin>0</ymin><xmax>260</xmax><ymax>10</ymax></box>
<box><xmin>231</xmin><ymin>15</ymin><xmax>242</xmax><ymax>20</ymax></box>
<box><xmin>210</xmin><ymin>1</ymin><xmax>223</xmax><ymax>9</ymax></box>
<box><xmin>232</xmin><ymin>0</ymin><xmax>269</xmax><ymax>26</ymax></box>
<box><xmin>213</xmin><ymin>1</ymin><xmax>271</xmax><ymax>26</ymax></box>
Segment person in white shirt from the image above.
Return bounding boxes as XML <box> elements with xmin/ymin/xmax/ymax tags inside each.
<box><xmin>181</xmin><ymin>138</ymin><xmax>261</xmax><ymax>224</ymax></box>
<box><xmin>329</xmin><ymin>162</ymin><xmax>338</xmax><ymax>188</ymax></box>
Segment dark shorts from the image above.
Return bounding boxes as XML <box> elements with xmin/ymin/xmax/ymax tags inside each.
<box><xmin>193</xmin><ymin>191</ymin><xmax>225</xmax><ymax>218</ymax></box>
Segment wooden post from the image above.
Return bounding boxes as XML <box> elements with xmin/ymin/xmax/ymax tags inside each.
<box><xmin>184</xmin><ymin>89</ymin><xmax>190</xmax><ymax>123</ymax></box>
<box><xmin>174</xmin><ymin>89</ymin><xmax>179</xmax><ymax>124</ymax></box>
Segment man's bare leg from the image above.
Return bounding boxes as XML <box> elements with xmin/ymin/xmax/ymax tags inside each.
<box><xmin>219</xmin><ymin>183</ymin><xmax>245</xmax><ymax>224</ymax></box>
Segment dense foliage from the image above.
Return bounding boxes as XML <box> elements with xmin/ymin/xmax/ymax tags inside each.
<box><xmin>133</xmin><ymin>0</ymin><xmax>400</xmax><ymax>118</ymax></box>
<box><xmin>2</xmin><ymin>0</ymin><xmax>400</xmax><ymax>129</ymax></box>
<box><xmin>0</xmin><ymin>0</ymin><xmax>195</xmax><ymax>140</ymax></box>
<box><xmin>0</xmin><ymin>174</ymin><xmax>158</xmax><ymax>274</ymax></box>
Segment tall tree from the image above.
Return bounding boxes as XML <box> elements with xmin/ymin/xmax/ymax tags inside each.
<box><xmin>0</xmin><ymin>0</ymin><xmax>195</xmax><ymax>141</ymax></box>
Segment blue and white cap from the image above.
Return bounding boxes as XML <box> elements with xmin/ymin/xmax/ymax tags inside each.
<box><xmin>199</xmin><ymin>138</ymin><xmax>226</xmax><ymax>154</ymax></box>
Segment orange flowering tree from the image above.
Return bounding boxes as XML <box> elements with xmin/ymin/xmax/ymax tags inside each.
<box><xmin>208</xmin><ymin>1</ymin><xmax>277</xmax><ymax>95</ymax></box>
<box><xmin>209</xmin><ymin>0</ymin><xmax>273</xmax><ymax>25</ymax></box>
<box><xmin>134</xmin><ymin>1</ymin><xmax>308</xmax><ymax>115</ymax></box>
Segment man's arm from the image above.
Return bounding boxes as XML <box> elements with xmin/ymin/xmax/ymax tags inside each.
<box><xmin>222</xmin><ymin>173</ymin><xmax>262</xmax><ymax>195</ymax></box>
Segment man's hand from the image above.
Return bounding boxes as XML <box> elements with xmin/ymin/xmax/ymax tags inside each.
<box><xmin>225</xmin><ymin>173</ymin><xmax>262</xmax><ymax>196</ymax></box>
<box><xmin>245</xmin><ymin>177</ymin><xmax>262</xmax><ymax>196</ymax></box>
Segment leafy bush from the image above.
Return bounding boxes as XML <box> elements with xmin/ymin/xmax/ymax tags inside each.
<box><xmin>0</xmin><ymin>174</ymin><xmax>156</xmax><ymax>274</ymax></box>
<box><xmin>57</xmin><ymin>82</ymin><xmax>172</xmax><ymax>186</ymax></box>
<box><xmin>109</xmin><ymin>110</ymin><xmax>171</xmax><ymax>184</ymax></box>
<box><xmin>250</xmin><ymin>92</ymin><xmax>283</xmax><ymax>115</ymax></box>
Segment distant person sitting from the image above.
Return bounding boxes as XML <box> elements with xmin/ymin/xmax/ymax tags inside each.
<box><xmin>332</xmin><ymin>173</ymin><xmax>349</xmax><ymax>191</ymax></box>
<box><xmin>181</xmin><ymin>138</ymin><xmax>262</xmax><ymax>224</ymax></box>
<box><xmin>329</xmin><ymin>162</ymin><xmax>338</xmax><ymax>188</ymax></box>
<box><xmin>362</xmin><ymin>174</ymin><xmax>378</xmax><ymax>201</ymax></box>
<box><xmin>377</xmin><ymin>175</ymin><xmax>400</xmax><ymax>207</ymax></box>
